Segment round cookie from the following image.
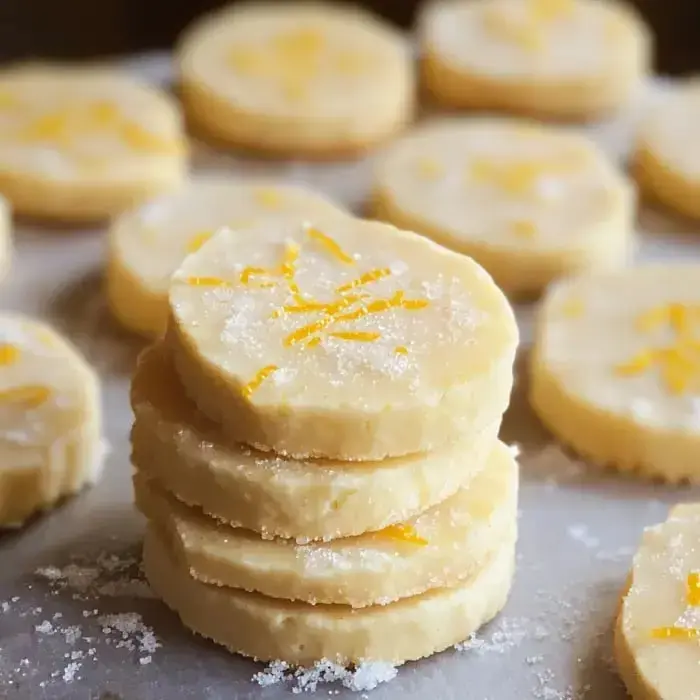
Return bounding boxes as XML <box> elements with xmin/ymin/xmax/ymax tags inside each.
<box><xmin>130</xmin><ymin>343</ymin><xmax>500</xmax><ymax>541</ymax></box>
<box><xmin>107</xmin><ymin>179</ymin><xmax>345</xmax><ymax>338</ymax></box>
<box><xmin>0</xmin><ymin>314</ymin><xmax>103</xmax><ymax>526</ymax></box>
<box><xmin>530</xmin><ymin>264</ymin><xmax>700</xmax><ymax>482</ymax></box>
<box><xmin>166</xmin><ymin>218</ymin><xmax>518</xmax><ymax>460</ymax></box>
<box><xmin>419</xmin><ymin>0</ymin><xmax>651</xmax><ymax>120</ymax></box>
<box><xmin>134</xmin><ymin>440</ymin><xmax>518</xmax><ymax>606</ymax></box>
<box><xmin>372</xmin><ymin>118</ymin><xmax>635</xmax><ymax>297</ymax></box>
<box><xmin>615</xmin><ymin>503</ymin><xmax>700</xmax><ymax>700</ymax></box>
<box><xmin>144</xmin><ymin>524</ymin><xmax>515</xmax><ymax>665</ymax></box>
<box><xmin>177</xmin><ymin>2</ymin><xmax>414</xmax><ymax>158</ymax></box>
<box><xmin>634</xmin><ymin>80</ymin><xmax>700</xmax><ymax>221</ymax></box>
<box><xmin>0</xmin><ymin>63</ymin><xmax>187</xmax><ymax>222</ymax></box>
<box><xmin>0</xmin><ymin>194</ymin><xmax>10</xmax><ymax>281</ymax></box>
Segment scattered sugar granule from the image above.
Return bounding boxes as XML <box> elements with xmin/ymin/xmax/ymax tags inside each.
<box><xmin>566</xmin><ymin>524</ymin><xmax>599</xmax><ymax>550</ymax></box>
<box><xmin>455</xmin><ymin>617</ymin><xmax>528</xmax><ymax>654</ymax></box>
<box><xmin>35</xmin><ymin>620</ymin><xmax>55</xmax><ymax>635</ymax></box>
<box><xmin>62</xmin><ymin>662</ymin><xmax>81</xmax><ymax>683</ymax></box>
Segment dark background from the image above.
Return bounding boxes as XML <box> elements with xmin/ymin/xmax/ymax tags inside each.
<box><xmin>0</xmin><ymin>0</ymin><xmax>699</xmax><ymax>74</ymax></box>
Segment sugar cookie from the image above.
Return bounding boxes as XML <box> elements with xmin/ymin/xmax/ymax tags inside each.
<box><xmin>530</xmin><ymin>264</ymin><xmax>700</xmax><ymax>481</ymax></box>
<box><xmin>0</xmin><ymin>194</ymin><xmax>10</xmax><ymax>281</ymax></box>
<box><xmin>0</xmin><ymin>64</ymin><xmax>187</xmax><ymax>222</ymax></box>
<box><xmin>144</xmin><ymin>525</ymin><xmax>515</xmax><ymax>665</ymax></box>
<box><xmin>177</xmin><ymin>2</ymin><xmax>414</xmax><ymax>158</ymax></box>
<box><xmin>107</xmin><ymin>179</ymin><xmax>345</xmax><ymax>338</ymax></box>
<box><xmin>420</xmin><ymin>0</ymin><xmax>651</xmax><ymax>120</ymax></box>
<box><xmin>372</xmin><ymin>118</ymin><xmax>635</xmax><ymax>296</ymax></box>
<box><xmin>0</xmin><ymin>314</ymin><xmax>103</xmax><ymax>525</ymax></box>
<box><xmin>131</xmin><ymin>343</ymin><xmax>500</xmax><ymax>541</ymax></box>
<box><xmin>634</xmin><ymin>81</ymin><xmax>700</xmax><ymax>220</ymax></box>
<box><xmin>166</xmin><ymin>219</ymin><xmax>518</xmax><ymax>460</ymax></box>
<box><xmin>615</xmin><ymin>503</ymin><xmax>700</xmax><ymax>700</ymax></box>
<box><xmin>134</xmin><ymin>440</ymin><xmax>517</xmax><ymax>606</ymax></box>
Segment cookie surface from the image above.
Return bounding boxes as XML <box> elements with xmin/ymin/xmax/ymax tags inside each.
<box><xmin>0</xmin><ymin>64</ymin><xmax>187</xmax><ymax>222</ymax></box>
<box><xmin>530</xmin><ymin>264</ymin><xmax>700</xmax><ymax>481</ymax></box>
<box><xmin>634</xmin><ymin>81</ymin><xmax>700</xmax><ymax>220</ymax></box>
<box><xmin>134</xmin><ymin>440</ymin><xmax>518</xmax><ymax>606</ymax></box>
<box><xmin>107</xmin><ymin>179</ymin><xmax>345</xmax><ymax>337</ymax></box>
<box><xmin>131</xmin><ymin>343</ymin><xmax>499</xmax><ymax>541</ymax></box>
<box><xmin>144</xmin><ymin>525</ymin><xmax>515</xmax><ymax>665</ymax></box>
<box><xmin>420</xmin><ymin>0</ymin><xmax>651</xmax><ymax>120</ymax></box>
<box><xmin>177</xmin><ymin>2</ymin><xmax>414</xmax><ymax>157</ymax></box>
<box><xmin>372</xmin><ymin>118</ymin><xmax>634</xmax><ymax>296</ymax></box>
<box><xmin>615</xmin><ymin>503</ymin><xmax>700</xmax><ymax>700</ymax></box>
<box><xmin>166</xmin><ymin>218</ymin><xmax>518</xmax><ymax>460</ymax></box>
<box><xmin>0</xmin><ymin>195</ymin><xmax>10</xmax><ymax>281</ymax></box>
<box><xmin>0</xmin><ymin>314</ymin><xmax>103</xmax><ymax>525</ymax></box>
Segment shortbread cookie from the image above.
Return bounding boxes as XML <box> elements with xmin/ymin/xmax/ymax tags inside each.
<box><xmin>634</xmin><ymin>81</ymin><xmax>700</xmax><ymax>220</ymax></box>
<box><xmin>0</xmin><ymin>63</ymin><xmax>187</xmax><ymax>222</ymax></box>
<box><xmin>144</xmin><ymin>524</ymin><xmax>515</xmax><ymax>665</ymax></box>
<box><xmin>166</xmin><ymin>219</ymin><xmax>518</xmax><ymax>460</ymax></box>
<box><xmin>177</xmin><ymin>2</ymin><xmax>414</xmax><ymax>157</ymax></box>
<box><xmin>134</xmin><ymin>440</ymin><xmax>518</xmax><ymax>606</ymax></box>
<box><xmin>372</xmin><ymin>118</ymin><xmax>635</xmax><ymax>296</ymax></box>
<box><xmin>420</xmin><ymin>0</ymin><xmax>651</xmax><ymax>120</ymax></box>
<box><xmin>131</xmin><ymin>343</ymin><xmax>499</xmax><ymax>541</ymax></box>
<box><xmin>530</xmin><ymin>264</ymin><xmax>700</xmax><ymax>481</ymax></box>
<box><xmin>615</xmin><ymin>503</ymin><xmax>700</xmax><ymax>700</ymax></box>
<box><xmin>0</xmin><ymin>195</ymin><xmax>10</xmax><ymax>281</ymax></box>
<box><xmin>107</xmin><ymin>179</ymin><xmax>345</xmax><ymax>338</ymax></box>
<box><xmin>0</xmin><ymin>314</ymin><xmax>103</xmax><ymax>525</ymax></box>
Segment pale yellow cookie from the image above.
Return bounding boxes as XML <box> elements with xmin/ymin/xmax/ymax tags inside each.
<box><xmin>144</xmin><ymin>524</ymin><xmax>515</xmax><ymax>665</ymax></box>
<box><xmin>420</xmin><ymin>0</ymin><xmax>651</xmax><ymax>120</ymax></box>
<box><xmin>0</xmin><ymin>194</ymin><xmax>10</xmax><ymax>281</ymax></box>
<box><xmin>130</xmin><ymin>343</ymin><xmax>500</xmax><ymax>541</ymax></box>
<box><xmin>372</xmin><ymin>118</ymin><xmax>635</xmax><ymax>297</ymax></box>
<box><xmin>107</xmin><ymin>179</ymin><xmax>345</xmax><ymax>338</ymax></box>
<box><xmin>530</xmin><ymin>264</ymin><xmax>700</xmax><ymax>482</ymax></box>
<box><xmin>166</xmin><ymin>218</ymin><xmax>518</xmax><ymax>460</ymax></box>
<box><xmin>177</xmin><ymin>2</ymin><xmax>414</xmax><ymax>158</ymax></box>
<box><xmin>615</xmin><ymin>503</ymin><xmax>700</xmax><ymax>700</ymax></box>
<box><xmin>634</xmin><ymin>80</ymin><xmax>700</xmax><ymax>220</ymax></box>
<box><xmin>0</xmin><ymin>314</ymin><xmax>103</xmax><ymax>526</ymax></box>
<box><xmin>134</xmin><ymin>440</ymin><xmax>518</xmax><ymax>606</ymax></box>
<box><xmin>0</xmin><ymin>63</ymin><xmax>187</xmax><ymax>222</ymax></box>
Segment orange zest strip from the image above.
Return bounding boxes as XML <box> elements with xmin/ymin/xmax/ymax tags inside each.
<box><xmin>185</xmin><ymin>276</ymin><xmax>234</xmax><ymax>288</ymax></box>
<box><xmin>401</xmin><ymin>298</ymin><xmax>429</xmax><ymax>310</ymax></box>
<box><xmin>378</xmin><ymin>524</ymin><xmax>428</xmax><ymax>546</ymax></box>
<box><xmin>336</xmin><ymin>268</ymin><xmax>391</xmax><ymax>294</ymax></box>
<box><xmin>614</xmin><ymin>350</ymin><xmax>655</xmax><ymax>376</ymax></box>
<box><xmin>650</xmin><ymin>627</ymin><xmax>700</xmax><ymax>641</ymax></box>
<box><xmin>329</xmin><ymin>331</ymin><xmax>381</xmax><ymax>342</ymax></box>
<box><xmin>240</xmin><ymin>267</ymin><xmax>271</xmax><ymax>284</ymax></box>
<box><xmin>0</xmin><ymin>344</ymin><xmax>20</xmax><ymax>366</ymax></box>
<box><xmin>0</xmin><ymin>385</ymin><xmax>52</xmax><ymax>408</ymax></box>
<box><xmin>306</xmin><ymin>227</ymin><xmax>354</xmax><ymax>265</ymax></box>
<box><xmin>395</xmin><ymin>346</ymin><xmax>408</xmax><ymax>354</ymax></box>
<box><xmin>241</xmin><ymin>365</ymin><xmax>278</xmax><ymax>398</ymax></box>
<box><xmin>687</xmin><ymin>572</ymin><xmax>700</xmax><ymax>606</ymax></box>
<box><xmin>284</xmin><ymin>317</ymin><xmax>335</xmax><ymax>347</ymax></box>
<box><xmin>306</xmin><ymin>337</ymin><xmax>322</xmax><ymax>348</ymax></box>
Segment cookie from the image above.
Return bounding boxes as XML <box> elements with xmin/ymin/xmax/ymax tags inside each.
<box><xmin>130</xmin><ymin>343</ymin><xmax>500</xmax><ymax>542</ymax></box>
<box><xmin>177</xmin><ymin>2</ymin><xmax>414</xmax><ymax>158</ymax></box>
<box><xmin>143</xmin><ymin>524</ymin><xmax>515</xmax><ymax>665</ymax></box>
<box><xmin>0</xmin><ymin>314</ymin><xmax>103</xmax><ymax>526</ymax></box>
<box><xmin>420</xmin><ymin>0</ymin><xmax>651</xmax><ymax>120</ymax></box>
<box><xmin>134</xmin><ymin>440</ymin><xmax>518</xmax><ymax>606</ymax></box>
<box><xmin>0</xmin><ymin>195</ymin><xmax>10</xmax><ymax>281</ymax></box>
<box><xmin>107</xmin><ymin>179</ymin><xmax>345</xmax><ymax>338</ymax></box>
<box><xmin>615</xmin><ymin>503</ymin><xmax>700</xmax><ymax>700</ymax></box>
<box><xmin>530</xmin><ymin>264</ymin><xmax>700</xmax><ymax>481</ymax></box>
<box><xmin>166</xmin><ymin>218</ymin><xmax>518</xmax><ymax>460</ymax></box>
<box><xmin>0</xmin><ymin>63</ymin><xmax>187</xmax><ymax>222</ymax></box>
<box><xmin>634</xmin><ymin>80</ymin><xmax>700</xmax><ymax>220</ymax></box>
<box><xmin>372</xmin><ymin>118</ymin><xmax>635</xmax><ymax>296</ymax></box>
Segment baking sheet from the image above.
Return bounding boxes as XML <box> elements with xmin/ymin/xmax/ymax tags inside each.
<box><xmin>2</xmin><ymin>55</ymin><xmax>700</xmax><ymax>700</ymax></box>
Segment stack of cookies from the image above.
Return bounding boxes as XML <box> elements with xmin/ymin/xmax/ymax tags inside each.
<box><xmin>130</xmin><ymin>212</ymin><xmax>519</xmax><ymax>666</ymax></box>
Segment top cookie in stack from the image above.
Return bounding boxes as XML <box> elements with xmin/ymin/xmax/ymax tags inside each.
<box><xmin>133</xmin><ymin>210</ymin><xmax>519</xmax><ymax>666</ymax></box>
